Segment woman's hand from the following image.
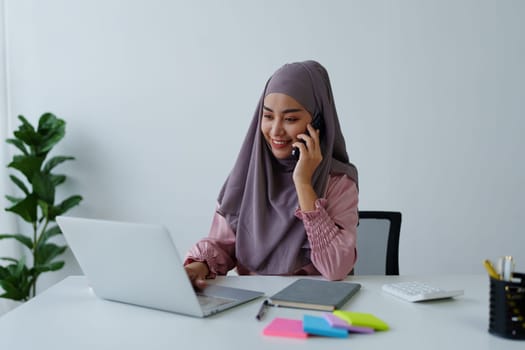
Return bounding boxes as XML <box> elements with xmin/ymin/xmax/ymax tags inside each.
<box><xmin>292</xmin><ymin>123</ymin><xmax>323</xmax><ymax>186</ymax></box>
<box><xmin>292</xmin><ymin>124</ymin><xmax>323</xmax><ymax>212</ymax></box>
<box><xmin>184</xmin><ymin>261</ymin><xmax>210</xmax><ymax>290</ymax></box>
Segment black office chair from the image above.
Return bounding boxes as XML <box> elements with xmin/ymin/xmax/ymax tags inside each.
<box><xmin>353</xmin><ymin>211</ymin><xmax>402</xmax><ymax>275</ymax></box>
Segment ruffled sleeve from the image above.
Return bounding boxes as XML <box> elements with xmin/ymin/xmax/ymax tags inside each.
<box><xmin>295</xmin><ymin>174</ymin><xmax>358</xmax><ymax>280</ymax></box>
<box><xmin>184</xmin><ymin>209</ymin><xmax>237</xmax><ymax>278</ymax></box>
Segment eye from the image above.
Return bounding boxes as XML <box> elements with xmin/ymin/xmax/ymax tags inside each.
<box><xmin>285</xmin><ymin>117</ymin><xmax>298</xmax><ymax>122</ymax></box>
<box><xmin>262</xmin><ymin>114</ymin><xmax>273</xmax><ymax>120</ymax></box>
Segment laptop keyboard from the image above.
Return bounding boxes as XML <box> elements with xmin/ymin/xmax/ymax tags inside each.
<box><xmin>196</xmin><ymin>294</ymin><xmax>235</xmax><ymax>309</ymax></box>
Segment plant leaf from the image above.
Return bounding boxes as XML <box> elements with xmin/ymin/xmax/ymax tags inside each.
<box><xmin>9</xmin><ymin>174</ymin><xmax>30</xmax><ymax>195</ymax></box>
<box><xmin>35</xmin><ymin>226</ymin><xmax>62</xmax><ymax>252</ymax></box>
<box><xmin>0</xmin><ymin>264</ymin><xmax>8</xmax><ymax>278</ymax></box>
<box><xmin>33</xmin><ymin>260</ymin><xmax>65</xmax><ymax>273</ymax></box>
<box><xmin>8</xmin><ymin>155</ymin><xmax>44</xmax><ymax>183</ymax></box>
<box><xmin>35</xmin><ymin>243</ymin><xmax>67</xmax><ymax>266</ymax></box>
<box><xmin>38</xmin><ymin>200</ymin><xmax>49</xmax><ymax>220</ymax></box>
<box><xmin>0</xmin><ymin>234</ymin><xmax>33</xmax><ymax>250</ymax></box>
<box><xmin>7</xmin><ymin>255</ymin><xmax>27</xmax><ymax>278</ymax></box>
<box><xmin>5</xmin><ymin>195</ymin><xmax>23</xmax><ymax>204</ymax></box>
<box><xmin>6</xmin><ymin>138</ymin><xmax>28</xmax><ymax>156</ymax></box>
<box><xmin>37</xmin><ymin>113</ymin><xmax>65</xmax><ymax>155</ymax></box>
<box><xmin>50</xmin><ymin>174</ymin><xmax>66</xmax><ymax>186</ymax></box>
<box><xmin>13</xmin><ymin>116</ymin><xmax>42</xmax><ymax>154</ymax></box>
<box><xmin>0</xmin><ymin>279</ymin><xmax>26</xmax><ymax>300</ymax></box>
<box><xmin>0</xmin><ymin>257</ymin><xmax>30</xmax><ymax>301</ymax></box>
<box><xmin>32</xmin><ymin>172</ymin><xmax>55</xmax><ymax>204</ymax></box>
<box><xmin>5</xmin><ymin>194</ymin><xmax>38</xmax><ymax>223</ymax></box>
<box><xmin>37</xmin><ymin>225</ymin><xmax>61</xmax><ymax>247</ymax></box>
<box><xmin>49</xmin><ymin>195</ymin><xmax>82</xmax><ymax>219</ymax></box>
<box><xmin>43</xmin><ymin>156</ymin><xmax>74</xmax><ymax>173</ymax></box>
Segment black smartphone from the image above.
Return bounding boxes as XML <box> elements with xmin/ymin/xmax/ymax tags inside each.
<box><xmin>291</xmin><ymin>113</ymin><xmax>324</xmax><ymax>160</ymax></box>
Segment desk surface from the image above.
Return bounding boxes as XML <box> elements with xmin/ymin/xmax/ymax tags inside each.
<box><xmin>0</xmin><ymin>274</ymin><xmax>522</xmax><ymax>350</ymax></box>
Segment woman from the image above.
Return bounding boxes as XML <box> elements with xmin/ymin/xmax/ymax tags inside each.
<box><xmin>184</xmin><ymin>61</ymin><xmax>359</xmax><ymax>288</ymax></box>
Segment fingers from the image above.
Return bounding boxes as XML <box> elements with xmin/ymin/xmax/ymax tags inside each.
<box><xmin>295</xmin><ymin>124</ymin><xmax>320</xmax><ymax>156</ymax></box>
<box><xmin>194</xmin><ymin>278</ymin><xmax>208</xmax><ymax>290</ymax></box>
<box><xmin>184</xmin><ymin>263</ymin><xmax>209</xmax><ymax>289</ymax></box>
<box><xmin>188</xmin><ymin>273</ymin><xmax>207</xmax><ymax>290</ymax></box>
<box><xmin>306</xmin><ymin>123</ymin><xmax>321</xmax><ymax>143</ymax></box>
<box><xmin>292</xmin><ymin>140</ymin><xmax>307</xmax><ymax>155</ymax></box>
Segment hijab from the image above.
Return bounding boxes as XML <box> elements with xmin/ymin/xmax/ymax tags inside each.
<box><xmin>217</xmin><ymin>60</ymin><xmax>358</xmax><ymax>274</ymax></box>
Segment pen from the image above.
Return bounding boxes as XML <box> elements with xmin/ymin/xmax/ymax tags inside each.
<box><xmin>483</xmin><ymin>259</ymin><xmax>500</xmax><ymax>280</ymax></box>
<box><xmin>255</xmin><ymin>299</ymin><xmax>269</xmax><ymax>321</ymax></box>
<box><xmin>501</xmin><ymin>256</ymin><xmax>515</xmax><ymax>281</ymax></box>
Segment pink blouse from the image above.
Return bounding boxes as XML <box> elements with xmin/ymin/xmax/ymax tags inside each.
<box><xmin>184</xmin><ymin>173</ymin><xmax>358</xmax><ymax>281</ymax></box>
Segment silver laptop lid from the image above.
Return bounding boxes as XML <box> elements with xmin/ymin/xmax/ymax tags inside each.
<box><xmin>56</xmin><ymin>216</ymin><xmax>205</xmax><ymax>317</ymax></box>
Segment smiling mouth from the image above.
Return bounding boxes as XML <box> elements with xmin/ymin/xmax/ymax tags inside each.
<box><xmin>272</xmin><ymin>139</ymin><xmax>290</xmax><ymax>145</ymax></box>
<box><xmin>271</xmin><ymin>139</ymin><xmax>292</xmax><ymax>150</ymax></box>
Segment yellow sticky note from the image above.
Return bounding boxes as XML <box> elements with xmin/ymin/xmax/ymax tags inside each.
<box><xmin>333</xmin><ymin>311</ymin><xmax>389</xmax><ymax>331</ymax></box>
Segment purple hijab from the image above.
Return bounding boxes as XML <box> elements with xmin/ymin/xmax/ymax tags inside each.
<box><xmin>217</xmin><ymin>61</ymin><xmax>358</xmax><ymax>275</ymax></box>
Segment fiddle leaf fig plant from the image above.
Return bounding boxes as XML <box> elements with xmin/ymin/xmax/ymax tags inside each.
<box><xmin>0</xmin><ymin>113</ymin><xmax>82</xmax><ymax>301</ymax></box>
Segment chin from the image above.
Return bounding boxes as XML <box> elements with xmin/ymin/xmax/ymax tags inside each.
<box><xmin>272</xmin><ymin>150</ymin><xmax>291</xmax><ymax>159</ymax></box>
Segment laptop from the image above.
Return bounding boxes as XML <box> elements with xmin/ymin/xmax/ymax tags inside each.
<box><xmin>56</xmin><ymin>216</ymin><xmax>264</xmax><ymax>317</ymax></box>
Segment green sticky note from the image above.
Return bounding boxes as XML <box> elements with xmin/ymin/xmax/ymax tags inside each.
<box><xmin>333</xmin><ymin>311</ymin><xmax>389</xmax><ymax>331</ymax></box>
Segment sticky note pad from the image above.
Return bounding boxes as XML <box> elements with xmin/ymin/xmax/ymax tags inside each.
<box><xmin>333</xmin><ymin>311</ymin><xmax>389</xmax><ymax>331</ymax></box>
<box><xmin>303</xmin><ymin>315</ymin><xmax>348</xmax><ymax>338</ymax></box>
<box><xmin>262</xmin><ymin>317</ymin><xmax>308</xmax><ymax>339</ymax></box>
<box><xmin>323</xmin><ymin>313</ymin><xmax>375</xmax><ymax>334</ymax></box>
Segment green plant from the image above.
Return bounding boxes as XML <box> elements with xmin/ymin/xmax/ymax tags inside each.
<box><xmin>0</xmin><ymin>113</ymin><xmax>82</xmax><ymax>301</ymax></box>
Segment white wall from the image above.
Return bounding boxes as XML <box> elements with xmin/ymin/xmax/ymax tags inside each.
<box><xmin>0</xmin><ymin>0</ymin><xmax>20</xmax><ymax>276</ymax></box>
<box><xmin>1</xmin><ymin>0</ymin><xmax>524</xmax><ymax>292</ymax></box>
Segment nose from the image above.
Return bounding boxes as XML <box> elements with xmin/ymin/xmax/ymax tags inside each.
<box><xmin>270</xmin><ymin>119</ymin><xmax>285</xmax><ymax>136</ymax></box>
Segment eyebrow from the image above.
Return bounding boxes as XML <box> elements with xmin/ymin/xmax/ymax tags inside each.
<box><xmin>263</xmin><ymin>105</ymin><xmax>304</xmax><ymax>114</ymax></box>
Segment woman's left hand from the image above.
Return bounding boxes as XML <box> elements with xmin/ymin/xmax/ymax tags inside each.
<box><xmin>292</xmin><ymin>123</ymin><xmax>323</xmax><ymax>186</ymax></box>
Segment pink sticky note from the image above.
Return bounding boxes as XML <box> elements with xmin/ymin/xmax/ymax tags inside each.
<box><xmin>263</xmin><ymin>317</ymin><xmax>308</xmax><ymax>339</ymax></box>
<box><xmin>323</xmin><ymin>313</ymin><xmax>375</xmax><ymax>334</ymax></box>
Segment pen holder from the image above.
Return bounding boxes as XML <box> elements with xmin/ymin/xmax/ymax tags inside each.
<box><xmin>489</xmin><ymin>272</ymin><xmax>525</xmax><ymax>340</ymax></box>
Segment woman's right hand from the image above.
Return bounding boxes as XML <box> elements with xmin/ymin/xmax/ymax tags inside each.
<box><xmin>184</xmin><ymin>261</ymin><xmax>210</xmax><ymax>290</ymax></box>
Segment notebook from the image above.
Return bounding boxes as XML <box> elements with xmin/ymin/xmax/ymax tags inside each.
<box><xmin>269</xmin><ymin>278</ymin><xmax>361</xmax><ymax>311</ymax></box>
<box><xmin>56</xmin><ymin>216</ymin><xmax>264</xmax><ymax>317</ymax></box>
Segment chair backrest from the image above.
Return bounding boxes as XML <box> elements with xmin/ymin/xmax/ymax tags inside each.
<box><xmin>353</xmin><ymin>211</ymin><xmax>402</xmax><ymax>275</ymax></box>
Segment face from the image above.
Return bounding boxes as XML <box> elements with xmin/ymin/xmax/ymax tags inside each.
<box><xmin>261</xmin><ymin>93</ymin><xmax>313</xmax><ymax>159</ymax></box>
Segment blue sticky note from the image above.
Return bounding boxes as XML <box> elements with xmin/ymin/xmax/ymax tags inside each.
<box><xmin>302</xmin><ymin>315</ymin><xmax>348</xmax><ymax>338</ymax></box>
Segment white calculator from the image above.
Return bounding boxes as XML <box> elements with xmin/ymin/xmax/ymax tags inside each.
<box><xmin>382</xmin><ymin>281</ymin><xmax>464</xmax><ymax>302</ymax></box>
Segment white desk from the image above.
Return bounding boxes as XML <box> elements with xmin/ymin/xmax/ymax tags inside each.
<box><xmin>0</xmin><ymin>274</ymin><xmax>522</xmax><ymax>349</ymax></box>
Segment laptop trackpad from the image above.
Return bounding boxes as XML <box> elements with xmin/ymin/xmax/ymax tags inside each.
<box><xmin>196</xmin><ymin>294</ymin><xmax>235</xmax><ymax>310</ymax></box>
<box><xmin>201</xmin><ymin>284</ymin><xmax>263</xmax><ymax>300</ymax></box>
<box><xmin>198</xmin><ymin>284</ymin><xmax>263</xmax><ymax>304</ymax></box>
